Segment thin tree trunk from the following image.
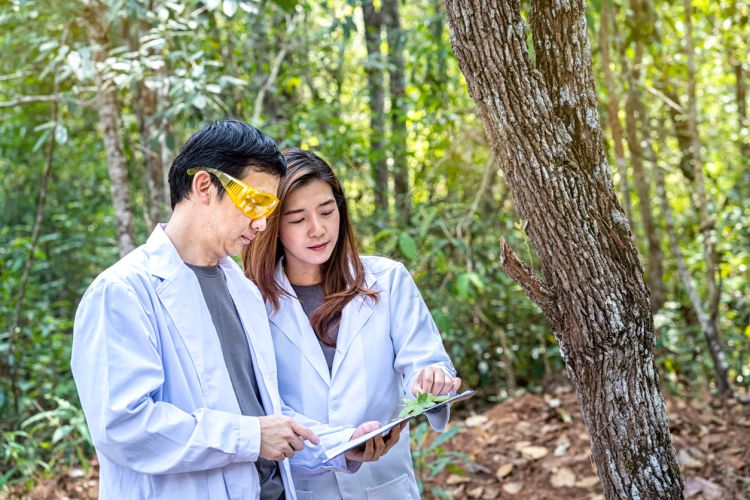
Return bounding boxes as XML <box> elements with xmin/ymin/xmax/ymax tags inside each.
<box><xmin>362</xmin><ymin>0</ymin><xmax>389</xmax><ymax>219</ymax></box>
<box><xmin>619</xmin><ymin>0</ymin><xmax>665</xmax><ymax>311</ymax></box>
<box><xmin>682</xmin><ymin>0</ymin><xmax>731</xmax><ymax>396</ymax></box>
<box><xmin>599</xmin><ymin>0</ymin><xmax>634</xmax><ymax>231</ymax></box>
<box><xmin>382</xmin><ymin>0</ymin><xmax>410</xmax><ymax>224</ymax></box>
<box><xmin>444</xmin><ymin>2</ymin><xmax>684</xmax><ymax>497</ymax></box>
<box><xmin>84</xmin><ymin>0</ymin><xmax>137</xmax><ymax>256</ymax></box>
<box><xmin>252</xmin><ymin>14</ymin><xmax>298</xmax><ymax>125</ymax></box>
<box><xmin>4</xmin><ymin>85</ymin><xmax>59</xmax><ymax>414</ymax></box>
<box><xmin>125</xmin><ymin>10</ymin><xmax>167</xmax><ymax>229</ymax></box>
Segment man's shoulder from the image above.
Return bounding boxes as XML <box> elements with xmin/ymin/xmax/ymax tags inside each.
<box><xmin>85</xmin><ymin>245</ymin><xmax>155</xmax><ymax>296</ymax></box>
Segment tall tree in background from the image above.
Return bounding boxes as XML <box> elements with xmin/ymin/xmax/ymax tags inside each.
<box><xmin>443</xmin><ymin>1</ymin><xmax>684</xmax><ymax>497</ymax></box>
<box><xmin>382</xmin><ymin>0</ymin><xmax>411</xmax><ymax>224</ymax></box>
<box><xmin>362</xmin><ymin>0</ymin><xmax>389</xmax><ymax>216</ymax></box>
<box><xmin>84</xmin><ymin>0</ymin><xmax>136</xmax><ymax>256</ymax></box>
<box><xmin>682</xmin><ymin>0</ymin><xmax>731</xmax><ymax>396</ymax></box>
<box><xmin>598</xmin><ymin>0</ymin><xmax>634</xmax><ymax>231</ymax></box>
<box><xmin>124</xmin><ymin>6</ymin><xmax>168</xmax><ymax>229</ymax></box>
<box><xmin>622</xmin><ymin>0</ymin><xmax>665</xmax><ymax>311</ymax></box>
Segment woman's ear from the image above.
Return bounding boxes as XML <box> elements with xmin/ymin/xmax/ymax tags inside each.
<box><xmin>192</xmin><ymin>171</ymin><xmax>214</xmax><ymax>205</ymax></box>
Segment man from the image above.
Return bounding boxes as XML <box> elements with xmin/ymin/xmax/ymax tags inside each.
<box><xmin>71</xmin><ymin>120</ymin><xmax>399</xmax><ymax>499</ymax></box>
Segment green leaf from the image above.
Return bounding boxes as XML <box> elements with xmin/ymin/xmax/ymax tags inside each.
<box><xmin>398</xmin><ymin>233</ymin><xmax>417</xmax><ymax>260</ymax></box>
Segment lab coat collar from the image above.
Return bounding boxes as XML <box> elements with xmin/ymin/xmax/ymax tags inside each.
<box><xmin>270</xmin><ymin>263</ymin><xmax>332</xmax><ymax>386</ymax></box>
<box><xmin>143</xmin><ymin>224</ymin><xmax>277</xmax><ymax>414</ymax></box>
<box><xmin>145</xmin><ymin>224</ymin><xmax>185</xmax><ymax>282</ymax></box>
<box><xmin>269</xmin><ymin>259</ymin><xmax>377</xmax><ymax>384</ymax></box>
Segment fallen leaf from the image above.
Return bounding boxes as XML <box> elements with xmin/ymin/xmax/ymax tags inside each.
<box><xmin>467</xmin><ymin>486</ymin><xmax>484</xmax><ymax>498</ymax></box>
<box><xmin>495</xmin><ymin>463</ymin><xmax>514</xmax><ymax>479</ymax></box>
<box><xmin>446</xmin><ymin>474</ymin><xmax>471</xmax><ymax>485</ymax></box>
<box><xmin>465</xmin><ymin>415</ymin><xmax>489</xmax><ymax>427</ymax></box>
<box><xmin>550</xmin><ymin>467</ymin><xmax>576</xmax><ymax>488</ymax></box>
<box><xmin>520</xmin><ymin>445</ymin><xmax>548</xmax><ymax>460</ymax></box>
<box><xmin>678</xmin><ymin>449</ymin><xmax>703</xmax><ymax>469</ymax></box>
<box><xmin>513</xmin><ymin>440</ymin><xmax>533</xmax><ymax>451</ymax></box>
<box><xmin>502</xmin><ymin>482</ymin><xmax>524</xmax><ymax>495</ymax></box>
<box><xmin>554</xmin><ymin>434</ymin><xmax>571</xmax><ymax>457</ymax></box>
<box><xmin>575</xmin><ymin>476</ymin><xmax>600</xmax><ymax>488</ymax></box>
<box><xmin>685</xmin><ymin>477</ymin><xmax>723</xmax><ymax>498</ymax></box>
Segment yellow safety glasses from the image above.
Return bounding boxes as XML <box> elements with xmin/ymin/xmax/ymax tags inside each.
<box><xmin>187</xmin><ymin>167</ymin><xmax>279</xmax><ymax>220</ymax></box>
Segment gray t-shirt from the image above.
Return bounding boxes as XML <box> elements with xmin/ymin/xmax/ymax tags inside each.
<box><xmin>187</xmin><ymin>263</ymin><xmax>284</xmax><ymax>500</ymax></box>
<box><xmin>291</xmin><ymin>283</ymin><xmax>338</xmax><ymax>372</ymax></box>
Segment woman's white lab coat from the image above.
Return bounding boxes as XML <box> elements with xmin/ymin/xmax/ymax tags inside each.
<box><xmin>71</xmin><ymin>226</ymin><xmax>354</xmax><ymax>500</ymax></box>
<box><xmin>267</xmin><ymin>256</ymin><xmax>457</xmax><ymax>499</ymax></box>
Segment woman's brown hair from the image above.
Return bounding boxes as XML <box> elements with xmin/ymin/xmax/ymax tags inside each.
<box><xmin>242</xmin><ymin>148</ymin><xmax>378</xmax><ymax>346</ymax></box>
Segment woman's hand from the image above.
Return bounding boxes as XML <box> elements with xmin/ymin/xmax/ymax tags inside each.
<box><xmin>412</xmin><ymin>366</ymin><xmax>461</xmax><ymax>396</ymax></box>
<box><xmin>344</xmin><ymin>421</ymin><xmax>408</xmax><ymax>462</ymax></box>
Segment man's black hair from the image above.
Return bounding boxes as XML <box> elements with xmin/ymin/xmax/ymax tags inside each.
<box><xmin>169</xmin><ymin>119</ymin><xmax>287</xmax><ymax>208</ymax></box>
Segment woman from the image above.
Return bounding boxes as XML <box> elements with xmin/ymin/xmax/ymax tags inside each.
<box><xmin>243</xmin><ymin>148</ymin><xmax>461</xmax><ymax>499</ymax></box>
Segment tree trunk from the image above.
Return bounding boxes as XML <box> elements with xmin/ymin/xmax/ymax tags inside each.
<box><xmin>443</xmin><ymin>2</ymin><xmax>684</xmax><ymax>497</ymax></box>
<box><xmin>598</xmin><ymin>0</ymin><xmax>634</xmax><ymax>232</ymax></box>
<box><xmin>621</xmin><ymin>0</ymin><xmax>665</xmax><ymax>311</ymax></box>
<box><xmin>84</xmin><ymin>0</ymin><xmax>137</xmax><ymax>256</ymax></box>
<box><xmin>362</xmin><ymin>0</ymin><xmax>389</xmax><ymax>219</ymax></box>
<box><xmin>382</xmin><ymin>0</ymin><xmax>410</xmax><ymax>224</ymax></box>
<box><xmin>125</xmin><ymin>10</ymin><xmax>167</xmax><ymax>229</ymax></box>
<box><xmin>682</xmin><ymin>0</ymin><xmax>731</xmax><ymax>396</ymax></box>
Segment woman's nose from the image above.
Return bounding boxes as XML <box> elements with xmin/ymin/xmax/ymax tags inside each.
<box><xmin>308</xmin><ymin>216</ymin><xmax>324</xmax><ymax>237</ymax></box>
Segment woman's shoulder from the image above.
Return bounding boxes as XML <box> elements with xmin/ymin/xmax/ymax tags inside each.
<box><xmin>360</xmin><ymin>255</ymin><xmax>403</xmax><ymax>273</ymax></box>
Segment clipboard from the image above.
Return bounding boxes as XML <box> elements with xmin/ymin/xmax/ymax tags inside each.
<box><xmin>320</xmin><ymin>389</ymin><xmax>476</xmax><ymax>463</ymax></box>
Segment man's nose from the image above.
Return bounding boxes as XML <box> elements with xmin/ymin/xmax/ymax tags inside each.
<box><xmin>251</xmin><ymin>215</ymin><xmax>267</xmax><ymax>232</ymax></box>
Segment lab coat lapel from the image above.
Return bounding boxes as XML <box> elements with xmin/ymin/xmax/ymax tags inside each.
<box><xmin>146</xmin><ymin>226</ymin><xmax>234</xmax><ymax>410</ymax></box>
<box><xmin>268</xmin><ymin>263</ymin><xmax>332</xmax><ymax>386</ymax></box>
<box><xmin>330</xmin><ymin>269</ymin><xmax>376</xmax><ymax>379</ymax></box>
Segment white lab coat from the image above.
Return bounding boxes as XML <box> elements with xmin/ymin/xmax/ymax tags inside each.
<box><xmin>267</xmin><ymin>256</ymin><xmax>457</xmax><ymax>500</ymax></box>
<box><xmin>71</xmin><ymin>225</ymin><xmax>355</xmax><ymax>500</ymax></box>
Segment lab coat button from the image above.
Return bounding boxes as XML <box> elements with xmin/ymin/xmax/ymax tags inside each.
<box><xmin>331</xmin><ymin>402</ymin><xmax>340</xmax><ymax>411</ymax></box>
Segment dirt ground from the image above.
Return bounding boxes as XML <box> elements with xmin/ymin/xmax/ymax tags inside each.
<box><xmin>420</xmin><ymin>386</ymin><xmax>750</xmax><ymax>499</ymax></box>
<box><xmin>8</xmin><ymin>386</ymin><xmax>750</xmax><ymax>500</ymax></box>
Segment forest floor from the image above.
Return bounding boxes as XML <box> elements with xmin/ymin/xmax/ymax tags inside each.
<box><xmin>420</xmin><ymin>384</ymin><xmax>750</xmax><ymax>500</ymax></box>
<box><xmin>8</xmin><ymin>384</ymin><xmax>750</xmax><ymax>500</ymax></box>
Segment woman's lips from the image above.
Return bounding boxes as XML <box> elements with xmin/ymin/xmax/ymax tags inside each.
<box><xmin>307</xmin><ymin>241</ymin><xmax>328</xmax><ymax>252</ymax></box>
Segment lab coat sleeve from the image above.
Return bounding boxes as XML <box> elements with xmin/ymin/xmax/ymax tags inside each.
<box><xmin>71</xmin><ymin>280</ymin><xmax>261</xmax><ymax>475</ymax></box>
<box><xmin>388</xmin><ymin>262</ymin><xmax>457</xmax><ymax>431</ymax></box>
<box><xmin>281</xmin><ymin>402</ymin><xmax>363</xmax><ymax>478</ymax></box>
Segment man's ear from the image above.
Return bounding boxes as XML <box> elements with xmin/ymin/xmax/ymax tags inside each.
<box><xmin>191</xmin><ymin>171</ymin><xmax>214</xmax><ymax>205</ymax></box>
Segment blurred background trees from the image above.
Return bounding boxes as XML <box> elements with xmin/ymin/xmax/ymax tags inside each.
<box><xmin>1</xmin><ymin>0</ymin><xmax>748</xmax><ymax>490</ymax></box>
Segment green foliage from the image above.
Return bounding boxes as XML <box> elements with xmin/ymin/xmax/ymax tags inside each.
<box><xmin>410</xmin><ymin>422</ymin><xmax>471</xmax><ymax>499</ymax></box>
<box><xmin>1</xmin><ymin>0</ymin><xmax>749</xmax><ymax>492</ymax></box>
<box><xmin>399</xmin><ymin>392</ymin><xmax>450</xmax><ymax>418</ymax></box>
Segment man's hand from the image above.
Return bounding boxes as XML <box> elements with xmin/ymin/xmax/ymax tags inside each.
<box><xmin>258</xmin><ymin>415</ymin><xmax>319</xmax><ymax>461</ymax></box>
<box><xmin>412</xmin><ymin>366</ymin><xmax>461</xmax><ymax>397</ymax></box>
<box><xmin>344</xmin><ymin>421</ymin><xmax>408</xmax><ymax>462</ymax></box>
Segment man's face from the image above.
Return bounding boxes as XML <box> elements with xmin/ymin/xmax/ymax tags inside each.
<box><xmin>209</xmin><ymin>169</ymin><xmax>280</xmax><ymax>260</ymax></box>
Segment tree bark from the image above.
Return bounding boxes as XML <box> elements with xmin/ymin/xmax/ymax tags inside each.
<box><xmin>682</xmin><ymin>0</ymin><xmax>731</xmax><ymax>396</ymax></box>
<box><xmin>382</xmin><ymin>0</ymin><xmax>411</xmax><ymax>224</ymax></box>
<box><xmin>362</xmin><ymin>0</ymin><xmax>389</xmax><ymax>218</ymax></box>
<box><xmin>84</xmin><ymin>0</ymin><xmax>137</xmax><ymax>256</ymax></box>
<box><xmin>444</xmin><ymin>1</ymin><xmax>684</xmax><ymax>497</ymax></box>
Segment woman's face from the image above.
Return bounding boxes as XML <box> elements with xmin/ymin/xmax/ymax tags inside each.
<box><xmin>278</xmin><ymin>179</ymin><xmax>340</xmax><ymax>283</ymax></box>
